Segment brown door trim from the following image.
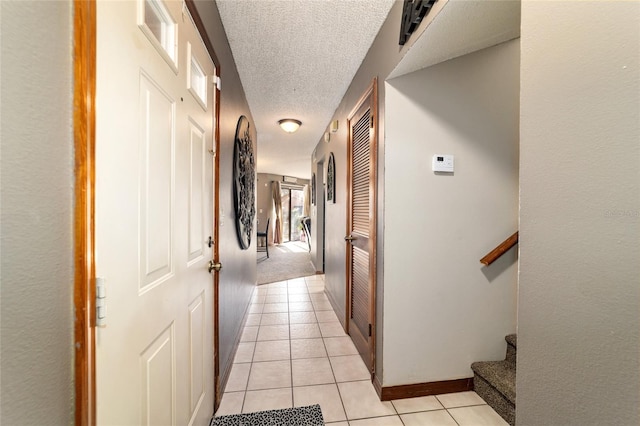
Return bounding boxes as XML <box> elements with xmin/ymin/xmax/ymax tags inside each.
<box><xmin>73</xmin><ymin>0</ymin><xmax>97</xmax><ymax>424</ymax></box>
<box><xmin>212</xmin><ymin>59</ymin><xmax>222</xmax><ymax>412</ymax></box>
<box><xmin>184</xmin><ymin>0</ymin><xmax>223</xmax><ymax>410</ymax></box>
<box><xmin>345</xmin><ymin>77</ymin><xmax>378</xmax><ymax>374</ymax></box>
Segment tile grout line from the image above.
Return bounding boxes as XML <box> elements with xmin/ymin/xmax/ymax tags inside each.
<box><xmin>241</xmin><ymin>277</ymin><xmax>503</xmax><ymax>425</ymax></box>
<box><xmin>240</xmin><ymin>286</ymin><xmax>259</xmax><ymax>415</ymax></box>
<box><xmin>237</xmin><ymin>277</ymin><xmax>385</xmax><ymax>422</ymax></box>
<box><xmin>447</xmin><ymin>408</ymin><xmax>462</xmax><ymax>426</ymax></box>
<box><xmin>315</xmin><ymin>274</ymin><xmax>400</xmax><ymax>425</ymax></box>
<box><xmin>287</xmin><ymin>278</ymin><xmax>295</xmax><ymax>410</ymax></box>
<box><xmin>314</xmin><ymin>280</ymin><xmax>351</xmax><ymax>424</ymax></box>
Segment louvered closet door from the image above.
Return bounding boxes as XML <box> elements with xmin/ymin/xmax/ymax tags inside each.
<box><xmin>346</xmin><ymin>81</ymin><xmax>377</xmax><ymax>372</ymax></box>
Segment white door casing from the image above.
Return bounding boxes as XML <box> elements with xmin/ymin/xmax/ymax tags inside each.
<box><xmin>95</xmin><ymin>1</ymin><xmax>216</xmax><ymax>424</ymax></box>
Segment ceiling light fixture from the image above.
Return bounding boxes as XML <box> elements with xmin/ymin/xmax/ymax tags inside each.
<box><xmin>278</xmin><ymin>119</ymin><xmax>302</xmax><ymax>133</ymax></box>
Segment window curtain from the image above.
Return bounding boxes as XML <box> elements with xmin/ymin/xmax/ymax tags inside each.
<box><xmin>271</xmin><ymin>181</ymin><xmax>283</xmax><ymax>244</ymax></box>
<box><xmin>303</xmin><ymin>184</ymin><xmax>310</xmax><ymax>217</ymax></box>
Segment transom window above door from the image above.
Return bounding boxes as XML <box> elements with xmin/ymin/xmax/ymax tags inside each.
<box><xmin>138</xmin><ymin>0</ymin><xmax>178</xmax><ymax>72</ymax></box>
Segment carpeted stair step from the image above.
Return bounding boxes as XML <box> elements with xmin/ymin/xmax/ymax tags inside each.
<box><xmin>471</xmin><ymin>360</ymin><xmax>516</xmax><ymax>404</ymax></box>
<box><xmin>471</xmin><ymin>334</ymin><xmax>517</xmax><ymax>425</ymax></box>
<box><xmin>472</xmin><ymin>365</ymin><xmax>515</xmax><ymax>426</ymax></box>
<box><xmin>505</xmin><ymin>333</ymin><xmax>517</xmax><ymax>366</ymax></box>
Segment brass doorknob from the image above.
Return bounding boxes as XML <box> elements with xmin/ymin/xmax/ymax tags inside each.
<box><xmin>208</xmin><ymin>261</ymin><xmax>222</xmax><ymax>273</ymax></box>
<box><xmin>344</xmin><ymin>235</ymin><xmax>357</xmax><ymax>242</ymax></box>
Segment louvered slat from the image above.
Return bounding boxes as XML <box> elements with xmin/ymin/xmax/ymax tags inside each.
<box><xmin>352</xmin><ymin>109</ymin><xmax>370</xmax><ymax>237</ymax></box>
<box><xmin>351</xmin><ymin>246</ymin><xmax>369</xmax><ymax>338</ymax></box>
<box><xmin>350</xmin><ymin>107</ymin><xmax>371</xmax><ymax>338</ymax></box>
<box><xmin>346</xmin><ymin>84</ymin><xmax>377</xmax><ymax>371</ymax></box>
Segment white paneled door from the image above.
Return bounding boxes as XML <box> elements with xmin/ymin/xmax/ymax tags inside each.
<box><xmin>96</xmin><ymin>1</ymin><xmax>216</xmax><ymax>424</ymax></box>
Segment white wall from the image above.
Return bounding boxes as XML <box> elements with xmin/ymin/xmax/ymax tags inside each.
<box><xmin>0</xmin><ymin>1</ymin><xmax>75</xmax><ymax>423</ymax></box>
<box><xmin>309</xmin><ymin>1</ymin><xmax>413</xmax><ymax>376</ymax></box>
<box><xmin>518</xmin><ymin>2</ymin><xmax>640</xmax><ymax>425</ymax></box>
<box><xmin>384</xmin><ymin>40</ymin><xmax>520</xmax><ymax>385</ymax></box>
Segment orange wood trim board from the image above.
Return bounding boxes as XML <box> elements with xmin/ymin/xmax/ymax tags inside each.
<box><xmin>73</xmin><ymin>0</ymin><xmax>97</xmax><ymax>424</ymax></box>
<box><xmin>480</xmin><ymin>231</ymin><xmax>519</xmax><ymax>266</ymax></box>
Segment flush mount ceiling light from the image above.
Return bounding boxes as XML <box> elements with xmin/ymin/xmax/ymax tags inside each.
<box><xmin>278</xmin><ymin>118</ymin><xmax>302</xmax><ymax>133</ymax></box>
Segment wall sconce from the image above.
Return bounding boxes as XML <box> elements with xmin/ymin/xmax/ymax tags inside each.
<box><xmin>278</xmin><ymin>119</ymin><xmax>302</xmax><ymax>133</ymax></box>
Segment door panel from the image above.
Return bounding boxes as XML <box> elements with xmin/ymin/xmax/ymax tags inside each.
<box><xmin>139</xmin><ymin>73</ymin><xmax>175</xmax><ymax>289</ymax></box>
<box><xmin>188</xmin><ymin>293</ymin><xmax>205</xmax><ymax>415</ymax></box>
<box><xmin>141</xmin><ymin>325</ymin><xmax>175</xmax><ymax>426</ymax></box>
<box><xmin>188</xmin><ymin>120</ymin><xmax>206</xmax><ymax>263</ymax></box>
<box><xmin>351</xmin><ymin>246</ymin><xmax>370</xmax><ymax>339</ymax></box>
<box><xmin>96</xmin><ymin>1</ymin><xmax>216</xmax><ymax>424</ymax></box>
<box><xmin>346</xmin><ymin>80</ymin><xmax>377</xmax><ymax>372</ymax></box>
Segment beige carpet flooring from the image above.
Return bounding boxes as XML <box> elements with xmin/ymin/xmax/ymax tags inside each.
<box><xmin>256</xmin><ymin>241</ymin><xmax>316</xmax><ymax>285</ymax></box>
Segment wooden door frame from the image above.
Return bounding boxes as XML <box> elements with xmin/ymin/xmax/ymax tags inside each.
<box><xmin>73</xmin><ymin>1</ymin><xmax>223</xmax><ymax>422</ymax></box>
<box><xmin>73</xmin><ymin>0</ymin><xmax>96</xmax><ymax>424</ymax></box>
<box><xmin>345</xmin><ymin>78</ymin><xmax>378</xmax><ymax>374</ymax></box>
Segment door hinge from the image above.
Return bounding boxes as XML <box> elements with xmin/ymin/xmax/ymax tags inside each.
<box><xmin>212</xmin><ymin>75</ymin><xmax>221</xmax><ymax>91</ymax></box>
<box><xmin>368</xmin><ymin>324</ymin><xmax>372</xmax><ymax>337</ymax></box>
<box><xmin>96</xmin><ymin>277</ymin><xmax>107</xmax><ymax>327</ymax></box>
<box><xmin>369</xmin><ymin>115</ymin><xmax>374</xmax><ymax>129</ymax></box>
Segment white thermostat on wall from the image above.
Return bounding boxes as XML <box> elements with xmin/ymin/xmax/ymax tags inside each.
<box><xmin>432</xmin><ymin>154</ymin><xmax>454</xmax><ymax>173</ymax></box>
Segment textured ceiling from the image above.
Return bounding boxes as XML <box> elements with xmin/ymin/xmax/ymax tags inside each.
<box><xmin>216</xmin><ymin>0</ymin><xmax>521</xmax><ymax>180</ymax></box>
<box><xmin>216</xmin><ymin>0</ymin><xmax>395</xmax><ymax>180</ymax></box>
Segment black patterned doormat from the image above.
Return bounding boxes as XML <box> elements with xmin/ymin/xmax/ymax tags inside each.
<box><xmin>210</xmin><ymin>404</ymin><xmax>324</xmax><ymax>426</ymax></box>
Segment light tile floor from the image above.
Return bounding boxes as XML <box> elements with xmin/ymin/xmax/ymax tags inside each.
<box><xmin>216</xmin><ymin>275</ymin><xmax>508</xmax><ymax>425</ymax></box>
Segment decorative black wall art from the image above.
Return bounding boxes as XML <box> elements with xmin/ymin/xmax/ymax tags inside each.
<box><xmin>327</xmin><ymin>153</ymin><xmax>336</xmax><ymax>203</ymax></box>
<box><xmin>399</xmin><ymin>0</ymin><xmax>437</xmax><ymax>45</ymax></box>
<box><xmin>311</xmin><ymin>173</ymin><xmax>316</xmax><ymax>205</ymax></box>
<box><xmin>233</xmin><ymin>116</ymin><xmax>256</xmax><ymax>249</ymax></box>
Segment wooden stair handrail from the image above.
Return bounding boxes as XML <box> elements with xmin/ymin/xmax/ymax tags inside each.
<box><xmin>480</xmin><ymin>231</ymin><xmax>519</xmax><ymax>266</ymax></box>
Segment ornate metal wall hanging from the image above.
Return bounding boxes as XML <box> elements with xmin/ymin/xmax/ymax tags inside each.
<box><xmin>327</xmin><ymin>153</ymin><xmax>336</xmax><ymax>203</ymax></box>
<box><xmin>399</xmin><ymin>0</ymin><xmax>437</xmax><ymax>45</ymax></box>
<box><xmin>311</xmin><ymin>173</ymin><xmax>316</xmax><ymax>205</ymax></box>
<box><xmin>233</xmin><ymin>116</ymin><xmax>256</xmax><ymax>249</ymax></box>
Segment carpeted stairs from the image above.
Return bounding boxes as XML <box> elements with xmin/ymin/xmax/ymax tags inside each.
<box><xmin>471</xmin><ymin>334</ymin><xmax>517</xmax><ymax>426</ymax></box>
